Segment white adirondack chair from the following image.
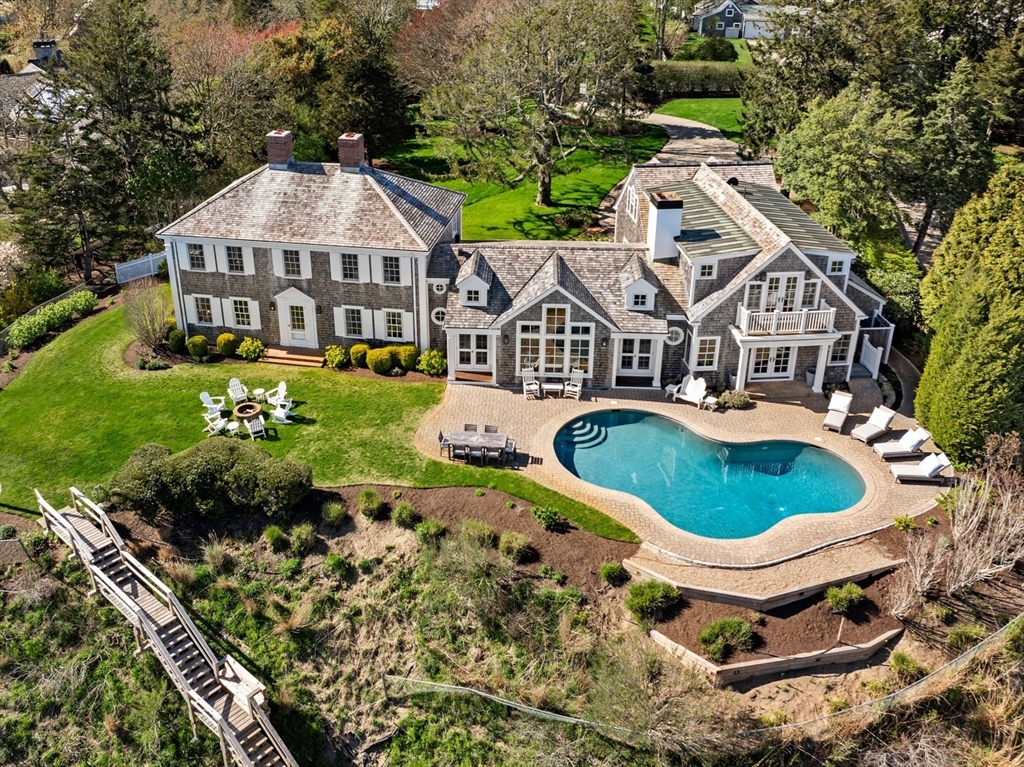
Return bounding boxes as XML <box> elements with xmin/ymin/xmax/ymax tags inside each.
<box><xmin>227</xmin><ymin>378</ymin><xmax>249</xmax><ymax>406</ymax></box>
<box><xmin>244</xmin><ymin>415</ymin><xmax>266</xmax><ymax>440</ymax></box>
<box><xmin>200</xmin><ymin>391</ymin><xmax>226</xmax><ymax>418</ymax></box>
<box><xmin>267</xmin><ymin>381</ymin><xmax>292</xmax><ymax>409</ymax></box>
<box><xmin>674</xmin><ymin>377</ymin><xmax>707</xmax><ymax>407</ymax></box>
<box><xmin>522</xmin><ymin>369</ymin><xmax>541</xmax><ymax>400</ymax></box>
<box><xmin>270</xmin><ymin>405</ymin><xmax>292</xmax><ymax>425</ymax></box>
<box><xmin>563</xmin><ymin>368</ymin><xmax>585</xmax><ymax>400</ymax></box>
<box><xmin>203</xmin><ymin>413</ymin><xmax>228</xmax><ymax>436</ymax></box>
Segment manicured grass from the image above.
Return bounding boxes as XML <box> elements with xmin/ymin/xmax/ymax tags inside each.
<box><xmin>385</xmin><ymin>125</ymin><xmax>667</xmax><ymax>240</ymax></box>
<box><xmin>0</xmin><ymin>308</ymin><xmax>637</xmax><ymax>542</ymax></box>
<box><xmin>674</xmin><ymin>35</ymin><xmax>753</xmax><ymax>67</ymax></box>
<box><xmin>657</xmin><ymin>97</ymin><xmax>745</xmax><ymax>142</ymax></box>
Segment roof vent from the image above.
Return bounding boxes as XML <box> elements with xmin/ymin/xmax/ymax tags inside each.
<box><xmin>727</xmin><ymin>177</ymin><xmax>739</xmax><ymax>186</ymax></box>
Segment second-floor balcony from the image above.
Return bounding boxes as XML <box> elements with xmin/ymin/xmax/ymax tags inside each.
<box><xmin>736</xmin><ymin>302</ymin><xmax>835</xmax><ymax>336</ymax></box>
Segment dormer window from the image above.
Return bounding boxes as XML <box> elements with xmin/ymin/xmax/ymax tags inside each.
<box><xmin>828</xmin><ymin>259</ymin><xmax>846</xmax><ymax>275</ymax></box>
<box><xmin>697</xmin><ymin>263</ymin><xmax>716</xmax><ymax>279</ymax></box>
<box><xmin>632</xmin><ymin>293</ymin><xmax>648</xmax><ymax>308</ymax></box>
<box><xmin>467</xmin><ymin>289</ymin><xmax>480</xmax><ymax>302</ymax></box>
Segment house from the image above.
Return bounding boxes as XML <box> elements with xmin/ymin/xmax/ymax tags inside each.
<box><xmin>161</xmin><ymin>130</ymin><xmax>892</xmax><ymax>394</ymax></box>
<box><xmin>688</xmin><ymin>0</ymin><xmax>797</xmax><ymax>39</ymax></box>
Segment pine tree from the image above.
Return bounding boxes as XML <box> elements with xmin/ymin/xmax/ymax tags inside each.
<box><xmin>976</xmin><ymin>30</ymin><xmax>1024</xmax><ymax>139</ymax></box>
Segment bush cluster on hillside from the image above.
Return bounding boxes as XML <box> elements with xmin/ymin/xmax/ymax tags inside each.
<box><xmin>4</xmin><ymin>290</ymin><xmax>97</xmax><ymax>349</ymax></box>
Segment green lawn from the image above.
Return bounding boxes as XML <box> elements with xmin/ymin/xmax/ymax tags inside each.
<box><xmin>674</xmin><ymin>35</ymin><xmax>753</xmax><ymax>66</ymax></box>
<box><xmin>657</xmin><ymin>97</ymin><xmax>745</xmax><ymax>142</ymax></box>
<box><xmin>0</xmin><ymin>308</ymin><xmax>637</xmax><ymax>541</ymax></box>
<box><xmin>385</xmin><ymin>125</ymin><xmax>667</xmax><ymax>240</ymax></box>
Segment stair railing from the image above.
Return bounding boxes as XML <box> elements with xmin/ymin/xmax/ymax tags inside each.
<box><xmin>70</xmin><ymin>487</ymin><xmax>126</xmax><ymax>550</ymax></box>
<box><xmin>246</xmin><ymin>692</ymin><xmax>300</xmax><ymax>767</ymax></box>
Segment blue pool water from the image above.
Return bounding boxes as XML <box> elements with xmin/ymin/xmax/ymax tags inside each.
<box><xmin>554</xmin><ymin>410</ymin><xmax>866</xmax><ymax>539</ymax></box>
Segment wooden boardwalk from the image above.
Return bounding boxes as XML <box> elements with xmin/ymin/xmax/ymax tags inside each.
<box><xmin>36</xmin><ymin>489</ymin><xmax>297</xmax><ymax>767</ymax></box>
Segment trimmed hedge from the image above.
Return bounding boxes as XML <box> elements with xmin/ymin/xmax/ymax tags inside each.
<box><xmin>652</xmin><ymin>61</ymin><xmax>748</xmax><ymax>97</ymax></box>
<box><xmin>4</xmin><ymin>290</ymin><xmax>98</xmax><ymax>349</ymax></box>
<box><xmin>217</xmin><ymin>333</ymin><xmax>239</xmax><ymax>357</ymax></box>
<box><xmin>366</xmin><ymin>347</ymin><xmax>395</xmax><ymax>374</ymax></box>
<box><xmin>393</xmin><ymin>345</ymin><xmax>419</xmax><ymax>371</ymax></box>
<box><xmin>350</xmin><ymin>343</ymin><xmax>370</xmax><ymax>368</ymax></box>
<box><xmin>168</xmin><ymin>329</ymin><xmax>187</xmax><ymax>354</ymax></box>
<box><xmin>186</xmin><ymin>335</ymin><xmax>209</xmax><ymax>360</ymax></box>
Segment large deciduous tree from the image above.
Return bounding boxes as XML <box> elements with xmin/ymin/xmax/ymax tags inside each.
<box><xmin>422</xmin><ymin>0</ymin><xmax>647</xmax><ymax>208</ymax></box>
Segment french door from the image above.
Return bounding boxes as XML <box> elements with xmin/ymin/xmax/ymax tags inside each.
<box><xmin>457</xmin><ymin>333</ymin><xmax>490</xmax><ymax>371</ymax></box>
<box><xmin>748</xmin><ymin>344</ymin><xmax>794</xmax><ymax>380</ymax></box>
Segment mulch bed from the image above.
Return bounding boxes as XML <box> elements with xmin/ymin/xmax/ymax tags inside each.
<box><xmin>325</xmin><ymin>366</ymin><xmax>437</xmax><ymax>384</ymax></box>
<box><xmin>121</xmin><ymin>339</ymin><xmax>250</xmax><ymax>370</ymax></box>
<box><xmin>656</xmin><ymin>574</ymin><xmax>901</xmax><ymax>665</ymax></box>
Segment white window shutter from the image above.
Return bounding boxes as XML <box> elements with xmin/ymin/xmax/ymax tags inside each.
<box><xmin>370</xmin><ymin>255</ymin><xmax>383</xmax><ymax>284</ymax></box>
<box><xmin>272</xmin><ymin>250</ymin><xmax>285</xmax><ymax>278</ymax></box>
<box><xmin>221</xmin><ymin>298</ymin><xmax>235</xmax><ymax>328</ymax></box>
<box><xmin>300</xmin><ymin>251</ymin><xmax>312</xmax><ymax>279</ymax></box>
<box><xmin>402</xmin><ymin>311</ymin><xmax>415</xmax><ymax>343</ymax></box>
<box><xmin>214</xmin><ymin>246</ymin><xmax>228</xmax><ymax>273</ymax></box>
<box><xmin>358</xmin><ymin>254</ymin><xmax>370</xmax><ymax>283</ymax></box>
<box><xmin>249</xmin><ymin>301</ymin><xmax>262</xmax><ymax>331</ymax></box>
<box><xmin>329</xmin><ymin>253</ymin><xmax>342</xmax><ymax>282</ymax></box>
<box><xmin>360</xmin><ymin>308</ymin><xmax>373</xmax><ymax>338</ymax></box>
<box><xmin>333</xmin><ymin>307</ymin><xmax>345</xmax><ymax>336</ymax></box>
<box><xmin>242</xmin><ymin>248</ymin><xmax>255</xmax><ymax>275</ymax></box>
<box><xmin>177</xmin><ymin>245</ymin><xmax>190</xmax><ymax>271</ymax></box>
<box><xmin>184</xmin><ymin>295</ymin><xmax>197</xmax><ymax>324</ymax></box>
<box><xmin>373</xmin><ymin>310</ymin><xmax>385</xmax><ymax>340</ymax></box>
<box><xmin>204</xmin><ymin>245</ymin><xmax>217</xmax><ymax>272</ymax></box>
<box><xmin>399</xmin><ymin>257</ymin><xmax>412</xmax><ymax>286</ymax></box>
<box><xmin>210</xmin><ymin>298</ymin><xmax>223</xmax><ymax>327</ymax></box>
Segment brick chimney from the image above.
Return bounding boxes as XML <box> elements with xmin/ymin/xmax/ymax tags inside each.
<box><xmin>266</xmin><ymin>129</ymin><xmax>293</xmax><ymax>170</ymax></box>
<box><xmin>338</xmin><ymin>133</ymin><xmax>365</xmax><ymax>172</ymax></box>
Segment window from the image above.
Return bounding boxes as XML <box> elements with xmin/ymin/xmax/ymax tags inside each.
<box><xmin>225</xmin><ymin>246</ymin><xmax>243</xmax><ymax>273</ymax></box>
<box><xmin>725</xmin><ymin>6</ymin><xmax>734</xmax><ymax>15</ymax></box>
<box><xmin>232</xmin><ymin>299</ymin><xmax>251</xmax><ymax>328</ymax></box>
<box><xmin>625</xmin><ymin>186</ymin><xmax>638</xmax><ymax>223</ymax></box>
<box><xmin>283</xmin><ymin>249</ymin><xmax>301</xmax><ymax>277</ymax></box>
<box><xmin>382</xmin><ymin>255</ymin><xmax>401</xmax><ymax>284</ymax></box>
<box><xmin>432</xmin><ymin>282</ymin><xmax>447</xmax><ymax>295</ymax></box>
<box><xmin>344</xmin><ymin>307</ymin><xmax>362</xmax><ymax>337</ymax></box>
<box><xmin>431</xmin><ymin>307</ymin><xmax>447</xmax><ymax>326</ymax></box>
<box><xmin>519</xmin><ymin>310</ymin><xmax>591</xmax><ymax>375</ymax></box>
<box><xmin>716</xmin><ymin>21</ymin><xmax>724</xmax><ymax>29</ymax></box>
<box><xmin>666</xmin><ymin>327</ymin><xmax>684</xmax><ymax>346</ymax></box>
<box><xmin>545</xmin><ymin>306</ymin><xmax>566</xmax><ymax>335</ymax></box>
<box><xmin>801</xmin><ymin>280</ymin><xmax>819</xmax><ymax>309</ymax></box>
<box><xmin>458</xmin><ymin>334</ymin><xmax>489</xmax><ymax>368</ymax></box>
<box><xmin>694</xmin><ymin>337</ymin><xmax>719</xmax><ymax>370</ymax></box>
<box><xmin>519</xmin><ymin>329</ymin><xmax>540</xmax><ymax>370</ymax></box>
<box><xmin>744</xmin><ymin>282</ymin><xmax>763</xmax><ymax>311</ymax></box>
<box><xmin>632</xmin><ymin>293</ymin><xmax>648</xmax><ymax>308</ymax></box>
<box><xmin>620</xmin><ymin>338</ymin><xmax>652</xmax><ymax>371</ymax></box>
<box><xmin>732</xmin><ymin>22</ymin><xmax>740</xmax><ymax>27</ymax></box>
<box><xmin>829</xmin><ymin>259</ymin><xmax>846</xmax><ymax>275</ymax></box>
<box><xmin>466</xmin><ymin>289</ymin><xmax>480</xmax><ymax>303</ymax></box>
<box><xmin>341</xmin><ymin>253</ymin><xmax>359</xmax><ymax>281</ymax></box>
<box><xmin>384</xmin><ymin>309</ymin><xmax>403</xmax><ymax>340</ymax></box>
<box><xmin>188</xmin><ymin>243</ymin><xmax>205</xmax><ymax>271</ymax></box>
<box><xmin>698</xmin><ymin>263</ymin><xmax>715</xmax><ymax>279</ymax></box>
<box><xmin>766</xmin><ymin>274</ymin><xmax>799</xmax><ymax>311</ymax></box>
<box><xmin>195</xmin><ymin>296</ymin><xmax>213</xmax><ymax>324</ymax></box>
<box><xmin>830</xmin><ymin>334</ymin><xmax>852</xmax><ymax>365</ymax></box>
<box><xmin>569</xmin><ymin>325</ymin><xmax>591</xmax><ymax>373</ymax></box>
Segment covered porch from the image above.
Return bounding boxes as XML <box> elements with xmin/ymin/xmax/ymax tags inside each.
<box><xmin>729</xmin><ymin>328</ymin><xmax>843</xmax><ymax>393</ymax></box>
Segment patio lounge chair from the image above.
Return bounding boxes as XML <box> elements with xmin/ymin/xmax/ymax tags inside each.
<box><xmin>200</xmin><ymin>391</ymin><xmax>226</xmax><ymax>418</ymax></box>
<box><xmin>267</xmin><ymin>381</ymin><xmax>292</xmax><ymax>409</ymax></box>
<box><xmin>438</xmin><ymin>431</ymin><xmax>451</xmax><ymax>456</ymax></box>
<box><xmin>665</xmin><ymin>375</ymin><xmax>692</xmax><ymax>400</ymax></box>
<box><xmin>522</xmin><ymin>369</ymin><xmax>541</xmax><ymax>400</ymax></box>
<box><xmin>873</xmin><ymin>428</ymin><xmax>931</xmax><ymax>460</ymax></box>
<box><xmin>203</xmin><ymin>413</ymin><xmax>228</xmax><ymax>436</ymax></box>
<box><xmin>244</xmin><ymin>416</ymin><xmax>266</xmax><ymax>440</ymax></box>
<box><xmin>673</xmin><ymin>376</ymin><xmax>707</xmax><ymax>407</ymax></box>
<box><xmin>822</xmin><ymin>390</ymin><xmax>854</xmax><ymax>432</ymax></box>
<box><xmin>227</xmin><ymin>378</ymin><xmax>249</xmax><ymax>406</ymax></box>
<box><xmin>851</xmin><ymin>406</ymin><xmax>897</xmax><ymax>444</ymax></box>
<box><xmin>891</xmin><ymin>452</ymin><xmax>951</xmax><ymax>484</ymax></box>
<box><xmin>564</xmin><ymin>368</ymin><xmax>585</xmax><ymax>400</ymax></box>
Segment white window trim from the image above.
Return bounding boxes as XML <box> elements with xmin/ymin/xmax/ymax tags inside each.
<box><xmin>340</xmin><ymin>305</ymin><xmax>366</xmax><ymax>338</ymax></box>
<box><xmin>743</xmin><ymin>281</ymin><xmax>764</xmax><ymax>311</ymax></box>
<box><xmin>225</xmin><ymin>245</ymin><xmax>245</xmax><ymax>274</ymax></box>
<box><xmin>828</xmin><ymin>259</ymin><xmax>848</xmax><ymax>275</ymax></box>
<box><xmin>382</xmin><ymin>255</ymin><xmax>402</xmax><ymax>285</ymax></box>
<box><xmin>801</xmin><ymin>279</ymin><xmax>820</xmax><ymax>310</ymax></box>
<box><xmin>725</xmin><ymin>6</ymin><xmax>734</xmax><ymax>16</ymax></box>
<box><xmin>517</xmin><ymin>306</ymin><xmax>594</xmax><ymax>378</ymax></box>
<box><xmin>191</xmin><ymin>294</ymin><xmax>218</xmax><ymax>326</ymax></box>
<box><xmin>382</xmin><ymin>307</ymin><xmax>405</xmax><ymax>341</ymax></box>
<box><xmin>716</xmin><ymin>21</ymin><xmax>725</xmax><ymax>29</ymax></box>
<box><xmin>764</xmin><ymin>271</ymin><xmax>805</xmax><ymax>312</ymax></box>
<box><xmin>632</xmin><ymin>293</ymin><xmax>648</xmax><ymax>308</ymax></box>
<box><xmin>431</xmin><ymin>307</ymin><xmax>447</xmax><ymax>326</ymax></box>
<box><xmin>693</xmin><ymin>336</ymin><xmax>720</xmax><ymax>371</ymax></box>
<box><xmin>617</xmin><ymin>336</ymin><xmax>655</xmax><ymax>374</ymax></box>
<box><xmin>567</xmin><ymin>323</ymin><xmax>595</xmax><ymax>376</ymax></box>
<box><xmin>666</xmin><ymin>327</ymin><xmax>684</xmax><ymax>346</ymax></box>
<box><xmin>340</xmin><ymin>252</ymin><xmax>361</xmax><ymax>282</ymax></box>
<box><xmin>625</xmin><ymin>186</ymin><xmax>639</xmax><ymax>223</ymax></box>
<box><xmin>696</xmin><ymin>262</ymin><xmax>717</xmax><ymax>280</ymax></box>
<box><xmin>828</xmin><ymin>332</ymin><xmax>854</xmax><ymax>365</ymax></box>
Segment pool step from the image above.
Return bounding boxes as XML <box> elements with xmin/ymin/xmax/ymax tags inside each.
<box><xmin>574</xmin><ymin>425</ymin><xmax>607</xmax><ymax>449</ymax></box>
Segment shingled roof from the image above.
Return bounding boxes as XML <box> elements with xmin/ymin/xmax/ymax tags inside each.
<box><xmin>456</xmin><ymin>249</ymin><xmax>494</xmax><ymax>286</ymax></box>
<box><xmin>158</xmin><ymin>164</ymin><xmax>466</xmax><ymax>252</ymax></box>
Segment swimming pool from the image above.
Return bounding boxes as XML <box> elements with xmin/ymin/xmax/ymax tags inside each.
<box><xmin>554</xmin><ymin>410</ymin><xmax>866</xmax><ymax>539</ymax></box>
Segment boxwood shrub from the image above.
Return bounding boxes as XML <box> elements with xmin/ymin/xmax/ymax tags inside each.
<box><xmin>366</xmin><ymin>347</ymin><xmax>395</xmax><ymax>375</ymax></box>
<box><xmin>168</xmin><ymin>328</ymin><xmax>187</xmax><ymax>354</ymax></box>
<box><xmin>350</xmin><ymin>343</ymin><xmax>370</xmax><ymax>368</ymax></box>
<box><xmin>217</xmin><ymin>332</ymin><xmax>239</xmax><ymax>357</ymax></box>
<box><xmin>393</xmin><ymin>345</ymin><xmax>419</xmax><ymax>371</ymax></box>
<box><xmin>4</xmin><ymin>290</ymin><xmax>97</xmax><ymax>349</ymax></box>
<box><xmin>186</xmin><ymin>335</ymin><xmax>209</xmax><ymax>360</ymax></box>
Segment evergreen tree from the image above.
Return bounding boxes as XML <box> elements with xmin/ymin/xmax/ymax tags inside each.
<box><xmin>916</xmin><ymin>164</ymin><xmax>1024</xmax><ymax>464</ymax></box>
<box><xmin>976</xmin><ymin>30</ymin><xmax>1024</xmax><ymax>139</ymax></box>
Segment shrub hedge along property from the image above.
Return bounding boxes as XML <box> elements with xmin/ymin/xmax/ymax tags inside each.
<box><xmin>393</xmin><ymin>344</ymin><xmax>419</xmax><ymax>371</ymax></box>
<box><xmin>350</xmin><ymin>343</ymin><xmax>370</xmax><ymax>368</ymax></box>
<box><xmin>4</xmin><ymin>290</ymin><xmax>98</xmax><ymax>349</ymax></box>
<box><xmin>366</xmin><ymin>347</ymin><xmax>395</xmax><ymax>374</ymax></box>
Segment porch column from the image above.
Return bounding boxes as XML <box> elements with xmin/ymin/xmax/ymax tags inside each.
<box><xmin>446</xmin><ymin>332</ymin><xmax>457</xmax><ymax>382</ymax></box>
<box><xmin>491</xmin><ymin>334</ymin><xmax>498</xmax><ymax>385</ymax></box>
<box><xmin>811</xmin><ymin>343</ymin><xmax>829</xmax><ymax>393</ymax></box>
<box><xmin>611</xmin><ymin>337</ymin><xmax>620</xmax><ymax>388</ymax></box>
<box><xmin>735</xmin><ymin>345</ymin><xmax>750</xmax><ymax>391</ymax></box>
<box><xmin>650</xmin><ymin>338</ymin><xmax>664</xmax><ymax>388</ymax></box>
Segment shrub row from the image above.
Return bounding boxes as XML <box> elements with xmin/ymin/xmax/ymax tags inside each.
<box><xmin>108</xmin><ymin>439</ymin><xmax>312</xmax><ymax>522</ymax></box>
<box><xmin>4</xmin><ymin>290</ymin><xmax>98</xmax><ymax>349</ymax></box>
<box><xmin>652</xmin><ymin>61</ymin><xmax>748</xmax><ymax>97</ymax></box>
<box><xmin>348</xmin><ymin>343</ymin><xmax>421</xmax><ymax>375</ymax></box>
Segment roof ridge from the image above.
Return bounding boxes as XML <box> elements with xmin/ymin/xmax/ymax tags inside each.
<box><xmin>692</xmin><ymin>163</ymin><xmax>790</xmax><ymax>253</ymax></box>
<box><xmin>363</xmin><ymin>170</ymin><xmax>428</xmax><ymax>251</ymax></box>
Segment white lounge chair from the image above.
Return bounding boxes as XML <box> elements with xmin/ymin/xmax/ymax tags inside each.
<box><xmin>851</xmin><ymin>406</ymin><xmax>897</xmax><ymax>444</ymax></box>
<box><xmin>227</xmin><ymin>378</ymin><xmax>249</xmax><ymax>406</ymax></box>
<box><xmin>200</xmin><ymin>391</ymin><xmax>226</xmax><ymax>418</ymax></box>
<box><xmin>822</xmin><ymin>390</ymin><xmax>854</xmax><ymax>432</ymax></box>
<box><xmin>673</xmin><ymin>376</ymin><xmax>707</xmax><ymax>407</ymax></box>
<box><xmin>665</xmin><ymin>375</ymin><xmax>692</xmax><ymax>400</ymax></box>
<box><xmin>522</xmin><ymin>369</ymin><xmax>541</xmax><ymax>400</ymax></box>
<box><xmin>203</xmin><ymin>413</ymin><xmax>227</xmax><ymax>436</ymax></box>
<box><xmin>874</xmin><ymin>428</ymin><xmax>931</xmax><ymax>461</ymax></box>
<box><xmin>244</xmin><ymin>415</ymin><xmax>266</xmax><ymax>440</ymax></box>
<box><xmin>563</xmin><ymin>368</ymin><xmax>584</xmax><ymax>400</ymax></box>
<box><xmin>891</xmin><ymin>453</ymin><xmax>951</xmax><ymax>484</ymax></box>
<box><xmin>267</xmin><ymin>381</ymin><xmax>292</xmax><ymax>409</ymax></box>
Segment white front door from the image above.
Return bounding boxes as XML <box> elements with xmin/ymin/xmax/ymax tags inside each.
<box><xmin>276</xmin><ymin>292</ymin><xmax>318</xmax><ymax>349</ymax></box>
<box><xmin>748</xmin><ymin>344</ymin><xmax>795</xmax><ymax>380</ymax></box>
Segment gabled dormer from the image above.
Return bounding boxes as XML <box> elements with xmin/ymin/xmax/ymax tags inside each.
<box><xmin>620</xmin><ymin>253</ymin><xmax>658</xmax><ymax>312</ymax></box>
<box><xmin>455</xmin><ymin>249</ymin><xmax>492</xmax><ymax>307</ymax></box>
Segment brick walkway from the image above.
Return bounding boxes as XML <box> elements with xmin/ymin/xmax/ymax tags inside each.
<box><xmin>414</xmin><ymin>380</ymin><xmax>944</xmax><ymax>567</ymax></box>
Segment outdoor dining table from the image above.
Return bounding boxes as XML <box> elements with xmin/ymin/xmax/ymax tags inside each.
<box><xmin>447</xmin><ymin>430</ymin><xmax>508</xmax><ymax>450</ymax></box>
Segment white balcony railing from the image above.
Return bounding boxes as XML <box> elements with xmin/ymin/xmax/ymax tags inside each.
<box><xmin>735</xmin><ymin>302</ymin><xmax>835</xmax><ymax>336</ymax></box>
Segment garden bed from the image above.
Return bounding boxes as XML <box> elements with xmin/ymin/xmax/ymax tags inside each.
<box><xmin>329</xmin><ymin>365</ymin><xmax>436</xmax><ymax>383</ymax></box>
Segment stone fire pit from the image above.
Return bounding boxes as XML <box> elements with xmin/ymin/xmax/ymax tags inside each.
<box><xmin>233</xmin><ymin>402</ymin><xmax>262</xmax><ymax>422</ymax></box>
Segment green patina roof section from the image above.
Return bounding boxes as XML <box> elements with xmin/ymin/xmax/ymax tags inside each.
<box><xmin>652</xmin><ymin>180</ymin><xmax>759</xmax><ymax>259</ymax></box>
<box><xmin>735</xmin><ymin>183</ymin><xmax>857</xmax><ymax>256</ymax></box>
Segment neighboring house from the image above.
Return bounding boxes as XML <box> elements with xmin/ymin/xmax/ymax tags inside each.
<box><xmin>162</xmin><ymin>131</ymin><xmax>892</xmax><ymax>394</ymax></box>
<box><xmin>688</xmin><ymin>0</ymin><xmax>796</xmax><ymax>39</ymax></box>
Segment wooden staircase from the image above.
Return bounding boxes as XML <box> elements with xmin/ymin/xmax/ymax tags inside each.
<box><xmin>260</xmin><ymin>346</ymin><xmax>324</xmax><ymax>369</ymax></box>
<box><xmin>36</xmin><ymin>488</ymin><xmax>297</xmax><ymax>767</ymax></box>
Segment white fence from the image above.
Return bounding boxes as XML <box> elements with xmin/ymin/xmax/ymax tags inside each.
<box><xmin>859</xmin><ymin>334</ymin><xmax>883</xmax><ymax>379</ymax></box>
<box><xmin>114</xmin><ymin>252</ymin><xmax>166</xmax><ymax>284</ymax></box>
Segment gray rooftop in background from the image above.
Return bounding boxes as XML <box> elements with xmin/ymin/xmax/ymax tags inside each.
<box><xmin>735</xmin><ymin>184</ymin><xmax>856</xmax><ymax>256</ymax></box>
<box><xmin>653</xmin><ymin>181</ymin><xmax>759</xmax><ymax>259</ymax></box>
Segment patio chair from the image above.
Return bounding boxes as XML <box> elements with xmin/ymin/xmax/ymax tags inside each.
<box><xmin>563</xmin><ymin>368</ymin><xmax>585</xmax><ymax>400</ymax></box>
<box><xmin>674</xmin><ymin>377</ymin><xmax>707</xmax><ymax>407</ymax></box>
<box><xmin>267</xmin><ymin>381</ymin><xmax>292</xmax><ymax>409</ymax></box>
<box><xmin>484</xmin><ymin>425</ymin><xmax>498</xmax><ymax>433</ymax></box>
<box><xmin>851</xmin><ymin>406</ymin><xmax>897</xmax><ymax>444</ymax></box>
<box><xmin>504</xmin><ymin>438</ymin><xmax>517</xmax><ymax>462</ymax></box>
<box><xmin>469</xmin><ymin>446</ymin><xmax>484</xmax><ymax>464</ymax></box>
<box><xmin>873</xmin><ymin>428</ymin><xmax>931</xmax><ymax>461</ymax></box>
<box><xmin>822</xmin><ymin>390</ymin><xmax>854</xmax><ymax>432</ymax></box>
<box><xmin>203</xmin><ymin>413</ymin><xmax>228</xmax><ymax>437</ymax></box>
<box><xmin>464</xmin><ymin>424</ymin><xmax>477</xmax><ymax>432</ymax></box>
<box><xmin>270</xmin><ymin>406</ymin><xmax>292</xmax><ymax>425</ymax></box>
<box><xmin>522</xmin><ymin>369</ymin><xmax>541</xmax><ymax>400</ymax></box>
<box><xmin>227</xmin><ymin>378</ymin><xmax>249</xmax><ymax>406</ymax></box>
<box><xmin>438</xmin><ymin>430</ymin><xmax>451</xmax><ymax>456</ymax></box>
<box><xmin>485</xmin><ymin>447</ymin><xmax>503</xmax><ymax>464</ymax></box>
<box><xmin>451</xmin><ymin>444</ymin><xmax>469</xmax><ymax>462</ymax></box>
<box><xmin>200</xmin><ymin>391</ymin><xmax>226</xmax><ymax>418</ymax></box>
<box><xmin>244</xmin><ymin>416</ymin><xmax>266</xmax><ymax>441</ymax></box>
<box><xmin>891</xmin><ymin>453</ymin><xmax>951</xmax><ymax>484</ymax></box>
<box><xmin>665</xmin><ymin>375</ymin><xmax>692</xmax><ymax>400</ymax></box>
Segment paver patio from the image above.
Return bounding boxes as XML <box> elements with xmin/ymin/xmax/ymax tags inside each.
<box><xmin>414</xmin><ymin>379</ymin><xmax>945</xmax><ymax>567</ymax></box>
